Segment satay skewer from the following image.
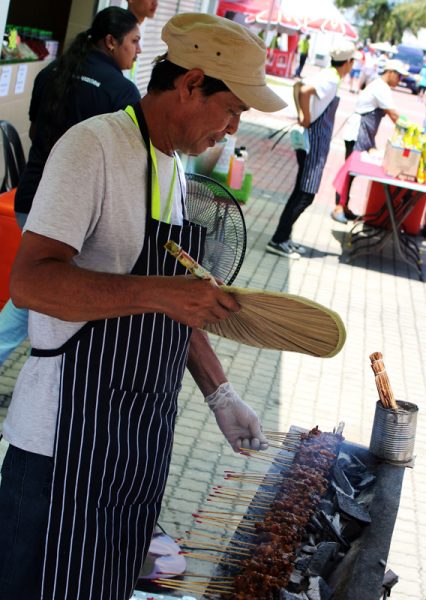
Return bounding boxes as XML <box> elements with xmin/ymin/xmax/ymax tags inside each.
<box><xmin>224</xmin><ymin>470</ymin><xmax>282</xmax><ymax>478</ymax></box>
<box><xmin>267</xmin><ymin>442</ymin><xmax>299</xmax><ymax>450</ymax></box>
<box><xmin>159</xmin><ymin>571</ymin><xmax>234</xmax><ymax>580</ymax></box>
<box><xmin>213</xmin><ymin>485</ymin><xmax>276</xmax><ymax>496</ymax></box>
<box><xmin>207</xmin><ymin>497</ymin><xmax>271</xmax><ymax>509</ymax></box>
<box><xmin>179</xmin><ymin>542</ymin><xmax>251</xmax><ymax>557</ymax></box>
<box><xmin>240</xmin><ymin>448</ymin><xmax>294</xmax><ymax>461</ymax></box>
<box><xmin>154</xmin><ymin>578</ymin><xmax>234</xmax><ymax>594</ymax></box>
<box><xmin>180</xmin><ymin>551</ymin><xmax>243</xmax><ymax>565</ymax></box>
<box><xmin>197</xmin><ymin>509</ymin><xmax>257</xmax><ymax>516</ymax></box>
<box><xmin>183</xmin><ymin>531</ymin><xmax>258</xmax><ymax>547</ymax></box>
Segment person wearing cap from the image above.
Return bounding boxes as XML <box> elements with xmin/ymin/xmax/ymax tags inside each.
<box><xmin>332</xmin><ymin>58</ymin><xmax>404</xmax><ymax>223</ymax></box>
<box><xmin>266</xmin><ymin>41</ymin><xmax>355</xmax><ymax>259</ymax></box>
<box><xmin>0</xmin><ymin>13</ymin><xmax>285</xmax><ymax>600</ymax></box>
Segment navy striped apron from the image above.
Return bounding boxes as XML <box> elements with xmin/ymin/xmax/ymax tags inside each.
<box><xmin>354</xmin><ymin>107</ymin><xmax>385</xmax><ymax>152</ymax></box>
<box><xmin>31</xmin><ymin>103</ymin><xmax>205</xmax><ymax>600</ymax></box>
<box><xmin>300</xmin><ymin>96</ymin><xmax>340</xmax><ymax>194</ymax></box>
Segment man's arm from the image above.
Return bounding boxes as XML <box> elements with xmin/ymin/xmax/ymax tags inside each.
<box><xmin>384</xmin><ymin>108</ymin><xmax>399</xmax><ymax>123</ymax></box>
<box><xmin>186</xmin><ymin>328</ymin><xmax>227</xmax><ymax>394</ymax></box>
<box><xmin>10</xmin><ymin>232</ymin><xmax>240</xmax><ymax>328</ymax></box>
<box><xmin>298</xmin><ymin>84</ymin><xmax>317</xmax><ymax>128</ymax></box>
<box><xmin>187</xmin><ymin>329</ymin><xmax>268</xmax><ymax>452</ymax></box>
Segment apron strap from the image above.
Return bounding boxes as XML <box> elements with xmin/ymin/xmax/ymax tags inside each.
<box><xmin>125</xmin><ymin>103</ymin><xmax>180</xmax><ymax>225</ymax></box>
<box><xmin>125</xmin><ymin>104</ymin><xmax>154</xmax><ymax>228</ymax></box>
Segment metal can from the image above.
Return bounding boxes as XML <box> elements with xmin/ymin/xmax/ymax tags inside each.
<box><xmin>369</xmin><ymin>400</ymin><xmax>418</xmax><ymax>463</ymax></box>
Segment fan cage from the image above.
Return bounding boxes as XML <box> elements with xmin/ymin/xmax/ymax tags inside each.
<box><xmin>184</xmin><ymin>173</ymin><xmax>247</xmax><ymax>285</ymax></box>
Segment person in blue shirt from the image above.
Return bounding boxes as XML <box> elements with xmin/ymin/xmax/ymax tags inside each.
<box><xmin>0</xmin><ymin>7</ymin><xmax>141</xmax><ymax>367</ymax></box>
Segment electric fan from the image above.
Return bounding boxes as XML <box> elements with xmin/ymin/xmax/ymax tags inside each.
<box><xmin>184</xmin><ymin>173</ymin><xmax>247</xmax><ymax>285</ymax></box>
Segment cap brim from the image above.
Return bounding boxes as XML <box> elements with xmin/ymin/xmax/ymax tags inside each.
<box><xmin>224</xmin><ymin>80</ymin><xmax>287</xmax><ymax>113</ymax></box>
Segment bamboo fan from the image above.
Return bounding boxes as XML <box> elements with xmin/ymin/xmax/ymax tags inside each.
<box><xmin>203</xmin><ymin>287</ymin><xmax>346</xmax><ymax>358</ymax></box>
<box><xmin>165</xmin><ymin>241</ymin><xmax>346</xmax><ymax>358</ymax></box>
<box><xmin>369</xmin><ymin>352</ymin><xmax>398</xmax><ymax>410</ymax></box>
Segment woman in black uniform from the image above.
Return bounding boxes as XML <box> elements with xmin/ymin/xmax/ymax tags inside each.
<box><xmin>0</xmin><ymin>7</ymin><xmax>141</xmax><ymax>367</ymax></box>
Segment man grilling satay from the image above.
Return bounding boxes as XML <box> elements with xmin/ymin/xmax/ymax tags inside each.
<box><xmin>0</xmin><ymin>13</ymin><xmax>286</xmax><ymax>600</ymax></box>
<box><xmin>332</xmin><ymin>58</ymin><xmax>406</xmax><ymax>224</ymax></box>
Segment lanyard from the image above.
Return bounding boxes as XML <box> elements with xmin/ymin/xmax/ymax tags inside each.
<box><xmin>125</xmin><ymin>105</ymin><xmax>176</xmax><ymax>224</ymax></box>
<box><xmin>330</xmin><ymin>66</ymin><xmax>342</xmax><ymax>88</ymax></box>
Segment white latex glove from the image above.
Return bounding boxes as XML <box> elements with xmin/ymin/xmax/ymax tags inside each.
<box><xmin>205</xmin><ymin>382</ymin><xmax>268</xmax><ymax>452</ymax></box>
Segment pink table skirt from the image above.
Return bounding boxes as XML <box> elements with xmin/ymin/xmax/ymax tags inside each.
<box><xmin>333</xmin><ymin>151</ymin><xmax>387</xmax><ymax>206</ymax></box>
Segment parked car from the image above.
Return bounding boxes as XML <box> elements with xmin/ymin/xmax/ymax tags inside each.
<box><xmin>391</xmin><ymin>44</ymin><xmax>424</xmax><ymax>94</ymax></box>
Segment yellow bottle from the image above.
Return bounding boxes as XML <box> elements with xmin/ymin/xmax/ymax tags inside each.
<box><xmin>417</xmin><ymin>156</ymin><xmax>425</xmax><ymax>185</ymax></box>
<box><xmin>412</xmin><ymin>127</ymin><xmax>422</xmax><ymax>151</ymax></box>
<box><xmin>403</xmin><ymin>125</ymin><xmax>414</xmax><ymax>149</ymax></box>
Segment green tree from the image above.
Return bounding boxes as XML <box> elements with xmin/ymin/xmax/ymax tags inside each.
<box><xmin>335</xmin><ymin>0</ymin><xmax>426</xmax><ymax>43</ymax></box>
<box><xmin>392</xmin><ymin>1</ymin><xmax>426</xmax><ymax>35</ymax></box>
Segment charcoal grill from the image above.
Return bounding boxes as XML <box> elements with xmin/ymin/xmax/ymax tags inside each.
<box><xmin>211</xmin><ymin>427</ymin><xmax>406</xmax><ymax>600</ymax></box>
<box><xmin>148</xmin><ymin>426</ymin><xmax>408</xmax><ymax>600</ymax></box>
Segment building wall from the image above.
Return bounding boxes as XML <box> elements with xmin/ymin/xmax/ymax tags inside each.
<box><xmin>0</xmin><ymin>61</ymin><xmax>50</xmax><ymax>158</ymax></box>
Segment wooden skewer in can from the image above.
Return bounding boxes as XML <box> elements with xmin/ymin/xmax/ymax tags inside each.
<box><xmin>369</xmin><ymin>351</ymin><xmax>398</xmax><ymax>410</ymax></box>
<box><xmin>369</xmin><ymin>351</ymin><xmax>418</xmax><ymax>463</ymax></box>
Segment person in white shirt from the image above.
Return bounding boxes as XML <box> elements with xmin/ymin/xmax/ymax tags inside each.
<box><xmin>332</xmin><ymin>59</ymin><xmax>405</xmax><ymax>223</ymax></box>
<box><xmin>358</xmin><ymin>46</ymin><xmax>378</xmax><ymax>91</ymax></box>
<box><xmin>376</xmin><ymin>51</ymin><xmax>388</xmax><ymax>76</ymax></box>
<box><xmin>266</xmin><ymin>42</ymin><xmax>355</xmax><ymax>259</ymax></box>
<box><xmin>349</xmin><ymin>47</ymin><xmax>364</xmax><ymax>93</ymax></box>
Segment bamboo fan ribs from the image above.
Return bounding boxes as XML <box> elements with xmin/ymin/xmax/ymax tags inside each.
<box><xmin>203</xmin><ymin>287</ymin><xmax>346</xmax><ymax>358</ymax></box>
<box><xmin>369</xmin><ymin>352</ymin><xmax>398</xmax><ymax>410</ymax></box>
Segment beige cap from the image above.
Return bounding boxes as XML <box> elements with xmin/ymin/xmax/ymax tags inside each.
<box><xmin>384</xmin><ymin>59</ymin><xmax>409</xmax><ymax>76</ymax></box>
<box><xmin>161</xmin><ymin>13</ymin><xmax>286</xmax><ymax>113</ymax></box>
<box><xmin>329</xmin><ymin>41</ymin><xmax>356</xmax><ymax>62</ymax></box>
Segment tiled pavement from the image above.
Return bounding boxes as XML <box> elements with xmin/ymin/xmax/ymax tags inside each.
<box><xmin>1</xmin><ymin>75</ymin><xmax>426</xmax><ymax>599</ymax></box>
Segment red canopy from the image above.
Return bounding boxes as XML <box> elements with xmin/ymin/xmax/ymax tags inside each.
<box><xmin>218</xmin><ymin>0</ymin><xmax>358</xmax><ymax>41</ymax></box>
<box><xmin>216</xmin><ymin>0</ymin><xmax>271</xmax><ymax>17</ymax></box>
<box><xmin>305</xmin><ymin>16</ymin><xmax>358</xmax><ymax>40</ymax></box>
<box><xmin>245</xmin><ymin>7</ymin><xmax>302</xmax><ymax>32</ymax></box>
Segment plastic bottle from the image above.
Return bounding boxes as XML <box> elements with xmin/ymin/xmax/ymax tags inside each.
<box><xmin>417</xmin><ymin>156</ymin><xmax>424</xmax><ymax>184</ymax></box>
<box><xmin>412</xmin><ymin>127</ymin><xmax>422</xmax><ymax>151</ymax></box>
<box><xmin>214</xmin><ymin>135</ymin><xmax>236</xmax><ymax>175</ymax></box>
<box><xmin>227</xmin><ymin>150</ymin><xmax>245</xmax><ymax>189</ymax></box>
<box><xmin>402</xmin><ymin>125</ymin><xmax>414</xmax><ymax>149</ymax></box>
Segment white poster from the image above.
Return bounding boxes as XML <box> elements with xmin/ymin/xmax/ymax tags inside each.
<box><xmin>15</xmin><ymin>63</ymin><xmax>28</xmax><ymax>94</ymax></box>
<box><xmin>0</xmin><ymin>65</ymin><xmax>12</xmax><ymax>97</ymax></box>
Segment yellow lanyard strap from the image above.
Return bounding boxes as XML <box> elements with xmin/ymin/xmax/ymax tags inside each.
<box><xmin>125</xmin><ymin>105</ymin><xmax>176</xmax><ymax>223</ymax></box>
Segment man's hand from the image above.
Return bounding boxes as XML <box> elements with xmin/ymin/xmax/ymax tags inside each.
<box><xmin>205</xmin><ymin>382</ymin><xmax>268</xmax><ymax>452</ymax></box>
<box><xmin>157</xmin><ymin>277</ymin><xmax>240</xmax><ymax>329</ymax></box>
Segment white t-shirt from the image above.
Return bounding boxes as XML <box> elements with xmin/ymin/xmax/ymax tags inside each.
<box><xmin>343</xmin><ymin>77</ymin><xmax>395</xmax><ymax>141</ymax></box>
<box><xmin>304</xmin><ymin>68</ymin><xmax>340</xmax><ymax>124</ymax></box>
<box><xmin>3</xmin><ymin>110</ymin><xmax>185</xmax><ymax>457</ymax></box>
<box><xmin>362</xmin><ymin>51</ymin><xmax>377</xmax><ymax>75</ymax></box>
<box><xmin>352</xmin><ymin>50</ymin><xmax>364</xmax><ymax>71</ymax></box>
